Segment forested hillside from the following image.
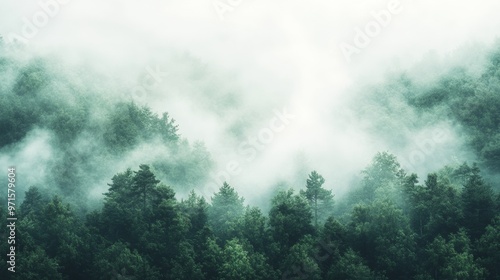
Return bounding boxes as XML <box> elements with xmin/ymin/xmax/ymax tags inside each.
<box><xmin>1</xmin><ymin>40</ymin><xmax>500</xmax><ymax>279</ymax></box>
<box><xmin>353</xmin><ymin>43</ymin><xmax>500</xmax><ymax>177</ymax></box>
<box><xmin>0</xmin><ymin>42</ymin><xmax>213</xmax><ymax>209</ymax></box>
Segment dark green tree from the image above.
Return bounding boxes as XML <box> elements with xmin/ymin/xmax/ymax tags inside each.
<box><xmin>219</xmin><ymin>238</ymin><xmax>254</xmax><ymax>280</ymax></box>
<box><xmin>37</xmin><ymin>196</ymin><xmax>87</xmax><ymax>279</ymax></box>
<box><xmin>346</xmin><ymin>152</ymin><xmax>406</xmax><ymax>210</ymax></box>
<box><xmin>199</xmin><ymin>237</ymin><xmax>223</xmax><ymax>280</ymax></box>
<box><xmin>103</xmin><ymin>102</ymin><xmax>178</xmax><ymax>152</ymax></box>
<box><xmin>140</xmin><ymin>184</ymin><xmax>186</xmax><ymax>276</ymax></box>
<box><xmin>237</xmin><ymin>206</ymin><xmax>268</xmax><ymax>253</ymax></box>
<box><xmin>461</xmin><ymin>164</ymin><xmax>495</xmax><ymax>240</ymax></box>
<box><xmin>19</xmin><ymin>186</ymin><xmax>47</xmax><ymax>218</ymax></box>
<box><xmin>327</xmin><ymin>248</ymin><xmax>380</xmax><ymax>280</ymax></box>
<box><xmin>281</xmin><ymin>235</ymin><xmax>322</xmax><ymax>280</ymax></box>
<box><xmin>180</xmin><ymin>190</ymin><xmax>210</xmax><ymax>241</ymax></box>
<box><xmin>91</xmin><ymin>241</ymin><xmax>159</xmax><ymax>280</ymax></box>
<box><xmin>169</xmin><ymin>241</ymin><xmax>204</xmax><ymax>280</ymax></box>
<box><xmin>348</xmin><ymin>200</ymin><xmax>416</xmax><ymax>279</ymax></box>
<box><xmin>425</xmin><ymin>230</ymin><xmax>486</xmax><ymax>280</ymax></box>
<box><xmin>132</xmin><ymin>164</ymin><xmax>160</xmax><ymax>215</ymax></box>
<box><xmin>476</xmin><ymin>215</ymin><xmax>500</xmax><ymax>279</ymax></box>
<box><xmin>13</xmin><ymin>247</ymin><xmax>63</xmax><ymax>280</ymax></box>
<box><xmin>404</xmin><ymin>173</ymin><xmax>462</xmax><ymax>243</ymax></box>
<box><xmin>300</xmin><ymin>171</ymin><xmax>334</xmax><ymax>227</ymax></box>
<box><xmin>318</xmin><ymin>216</ymin><xmax>347</xmax><ymax>274</ymax></box>
<box><xmin>208</xmin><ymin>182</ymin><xmax>245</xmax><ymax>244</ymax></box>
<box><xmin>268</xmin><ymin>189</ymin><xmax>314</xmax><ymax>264</ymax></box>
<box><xmin>100</xmin><ymin>169</ymin><xmax>142</xmax><ymax>244</ymax></box>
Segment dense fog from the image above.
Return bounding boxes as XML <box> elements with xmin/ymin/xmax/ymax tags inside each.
<box><xmin>1</xmin><ymin>1</ymin><xmax>500</xmax><ymax>279</ymax></box>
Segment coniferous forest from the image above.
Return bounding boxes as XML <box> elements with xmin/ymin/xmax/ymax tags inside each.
<box><xmin>1</xmin><ymin>37</ymin><xmax>500</xmax><ymax>279</ymax></box>
<box><xmin>2</xmin><ymin>2</ymin><xmax>500</xmax><ymax>279</ymax></box>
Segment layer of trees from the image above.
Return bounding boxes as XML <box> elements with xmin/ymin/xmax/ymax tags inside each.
<box><xmin>2</xmin><ymin>36</ymin><xmax>500</xmax><ymax>280</ymax></box>
<box><xmin>354</xmin><ymin>43</ymin><xmax>500</xmax><ymax>174</ymax></box>
<box><xmin>1</xmin><ymin>152</ymin><xmax>499</xmax><ymax>279</ymax></box>
<box><xmin>0</xmin><ymin>50</ymin><xmax>213</xmax><ymax>206</ymax></box>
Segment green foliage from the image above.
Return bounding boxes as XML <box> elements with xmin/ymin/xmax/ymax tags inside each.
<box><xmin>180</xmin><ymin>190</ymin><xmax>210</xmax><ymax>240</ymax></box>
<box><xmin>19</xmin><ymin>186</ymin><xmax>47</xmax><ymax>219</ymax></box>
<box><xmin>169</xmin><ymin>241</ymin><xmax>204</xmax><ymax>280</ymax></box>
<box><xmin>13</xmin><ymin>60</ymin><xmax>48</xmax><ymax>96</ymax></box>
<box><xmin>346</xmin><ymin>152</ymin><xmax>406</xmax><ymax>209</ymax></box>
<box><xmin>300</xmin><ymin>171</ymin><xmax>334</xmax><ymax>227</ymax></box>
<box><xmin>238</xmin><ymin>206</ymin><xmax>268</xmax><ymax>253</ymax></box>
<box><xmin>155</xmin><ymin>141</ymin><xmax>214</xmax><ymax>190</ymax></box>
<box><xmin>131</xmin><ymin>164</ymin><xmax>160</xmax><ymax>213</ymax></box>
<box><xmin>269</xmin><ymin>189</ymin><xmax>314</xmax><ymax>251</ymax></box>
<box><xmin>219</xmin><ymin>238</ymin><xmax>254</xmax><ymax>280</ymax></box>
<box><xmin>200</xmin><ymin>237</ymin><xmax>223</xmax><ymax>280</ymax></box>
<box><xmin>208</xmin><ymin>182</ymin><xmax>245</xmax><ymax>244</ymax></box>
<box><xmin>0</xmin><ymin>87</ymin><xmax>41</xmax><ymax>147</ymax></box>
<box><xmin>408</xmin><ymin>52</ymin><xmax>500</xmax><ymax>171</ymax></box>
<box><xmin>0</xmin><ymin>54</ymin><xmax>212</xmax><ymax>207</ymax></box>
<box><xmin>403</xmin><ymin>173</ymin><xmax>462</xmax><ymax>242</ymax></box>
<box><xmin>348</xmin><ymin>200</ymin><xmax>416</xmax><ymax>279</ymax></box>
<box><xmin>476</xmin><ymin>215</ymin><xmax>500</xmax><ymax>279</ymax></box>
<box><xmin>103</xmin><ymin>102</ymin><xmax>178</xmax><ymax>152</ymax></box>
<box><xmin>319</xmin><ymin>216</ymin><xmax>346</xmax><ymax>268</ymax></box>
<box><xmin>100</xmin><ymin>169</ymin><xmax>144</xmax><ymax>244</ymax></box>
<box><xmin>14</xmin><ymin>247</ymin><xmax>63</xmax><ymax>280</ymax></box>
<box><xmin>351</xmin><ymin>45</ymin><xmax>500</xmax><ymax>173</ymax></box>
<box><xmin>6</xmin><ymin>159</ymin><xmax>500</xmax><ymax>280</ymax></box>
<box><xmin>7</xmin><ymin>41</ymin><xmax>500</xmax><ymax>280</ymax></box>
<box><xmin>14</xmin><ymin>191</ymin><xmax>90</xmax><ymax>279</ymax></box>
<box><xmin>91</xmin><ymin>242</ymin><xmax>159</xmax><ymax>280</ymax></box>
<box><xmin>425</xmin><ymin>231</ymin><xmax>486</xmax><ymax>280</ymax></box>
<box><xmin>281</xmin><ymin>235</ymin><xmax>322</xmax><ymax>280</ymax></box>
<box><xmin>460</xmin><ymin>164</ymin><xmax>495</xmax><ymax>240</ymax></box>
<box><xmin>327</xmin><ymin>248</ymin><xmax>379</xmax><ymax>280</ymax></box>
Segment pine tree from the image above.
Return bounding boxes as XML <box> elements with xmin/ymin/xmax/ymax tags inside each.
<box><xmin>208</xmin><ymin>182</ymin><xmax>245</xmax><ymax>244</ymax></box>
<box><xmin>301</xmin><ymin>171</ymin><xmax>334</xmax><ymax>227</ymax></box>
<box><xmin>461</xmin><ymin>164</ymin><xmax>495</xmax><ymax>240</ymax></box>
<box><xmin>132</xmin><ymin>164</ymin><xmax>160</xmax><ymax>214</ymax></box>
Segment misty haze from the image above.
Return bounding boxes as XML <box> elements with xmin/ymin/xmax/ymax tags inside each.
<box><xmin>1</xmin><ymin>0</ymin><xmax>500</xmax><ymax>279</ymax></box>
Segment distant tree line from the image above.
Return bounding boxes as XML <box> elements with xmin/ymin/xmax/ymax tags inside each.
<box><xmin>354</xmin><ymin>43</ymin><xmax>500</xmax><ymax>174</ymax></box>
<box><xmin>0</xmin><ymin>54</ymin><xmax>213</xmax><ymax>205</ymax></box>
